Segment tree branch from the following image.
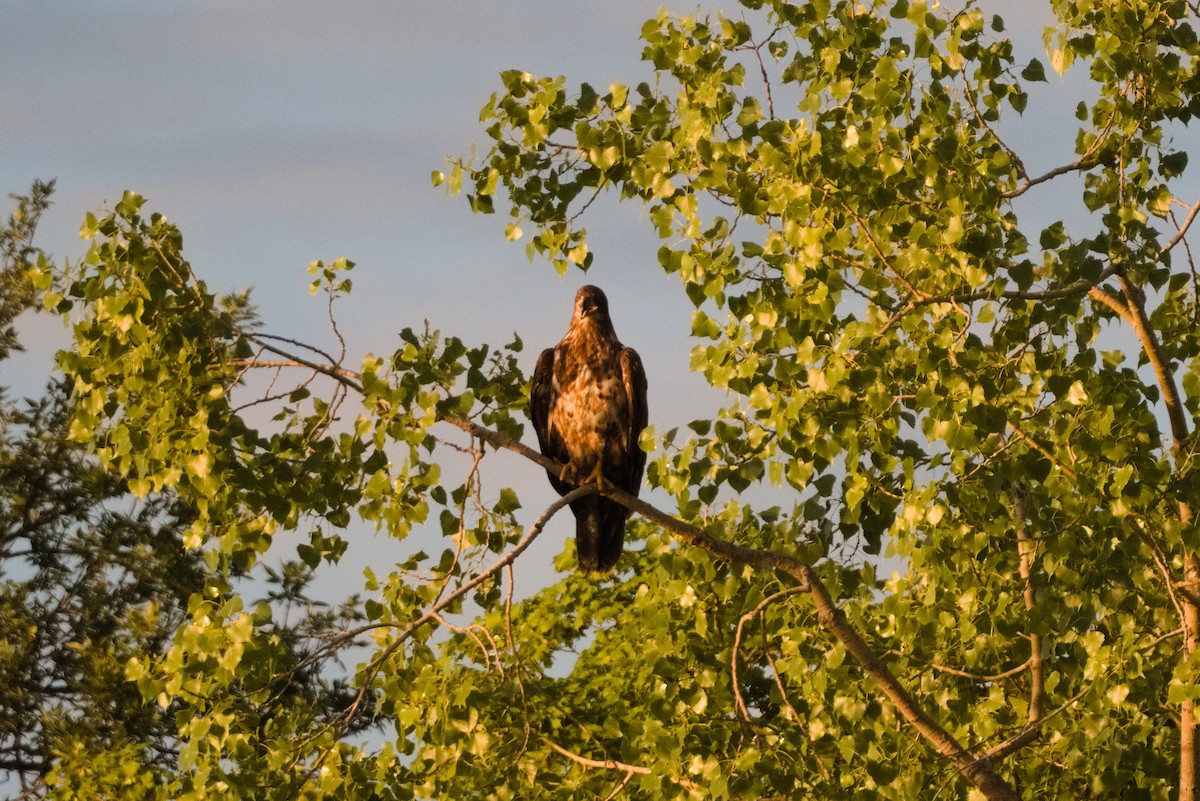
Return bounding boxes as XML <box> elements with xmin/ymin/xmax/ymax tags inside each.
<box><xmin>999</xmin><ymin>102</ymin><xmax>1122</xmax><ymax>200</ymax></box>
<box><xmin>1006</xmin><ymin>420</ymin><xmax>1077</xmax><ymax>481</ymax></box>
<box><xmin>225</xmin><ymin>348</ymin><xmax>1023</xmax><ymax>799</ymax></box>
<box><xmin>887</xmin><ymin>651</ymin><xmax>1033</xmax><ymax>683</ymax></box>
<box><xmin>540</xmin><ymin>736</ymin><xmax>651</xmax><ymax>775</ymax></box>
<box><xmin>442</xmin><ymin>415</ymin><xmax>1022</xmax><ymax>801</ymax></box>
<box><xmin>333</xmin><ymin>485</ymin><xmax>592</xmax><ymax>731</ymax></box>
<box><xmin>242</xmin><ymin>333</ymin><xmax>364</xmax><ymax>393</ymax></box>
<box><xmin>1011</xmin><ymin>487</ymin><xmax>1045</xmax><ymax>728</ymax></box>
<box><xmin>1115</xmin><ymin>271</ymin><xmax>1190</xmax><ymax>450</ymax></box>
<box><xmin>1109</xmin><ymin>266</ymin><xmax>1197</xmax><ymax>800</ymax></box>
<box><xmin>1161</xmin><ymin>197</ymin><xmax>1200</xmax><ymax>259</ymax></box>
<box><xmin>732</xmin><ymin>586</ymin><xmax>806</xmax><ymax>720</ymax></box>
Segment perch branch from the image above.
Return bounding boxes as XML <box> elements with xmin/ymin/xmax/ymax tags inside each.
<box><xmin>233</xmin><ymin>351</ymin><xmax>1023</xmax><ymax>800</ymax></box>
<box><xmin>442</xmin><ymin>415</ymin><xmax>1022</xmax><ymax>801</ymax></box>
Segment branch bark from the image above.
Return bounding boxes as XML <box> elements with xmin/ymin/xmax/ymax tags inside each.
<box><xmin>1011</xmin><ymin>487</ymin><xmax>1045</xmax><ymax>726</ymax></box>
<box><xmin>228</xmin><ymin>352</ymin><xmax>1024</xmax><ymax>799</ymax></box>
<box><xmin>443</xmin><ymin>415</ymin><xmax>1022</xmax><ymax>801</ymax></box>
<box><xmin>1112</xmin><ymin>270</ymin><xmax>1197</xmax><ymax>801</ymax></box>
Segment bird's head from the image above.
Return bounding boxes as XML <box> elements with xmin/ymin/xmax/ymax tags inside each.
<box><xmin>574</xmin><ymin>285</ymin><xmax>610</xmax><ymax>322</ymax></box>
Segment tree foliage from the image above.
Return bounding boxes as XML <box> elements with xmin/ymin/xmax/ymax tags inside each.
<box><xmin>13</xmin><ymin>0</ymin><xmax>1200</xmax><ymax>799</ymax></box>
<box><xmin>0</xmin><ymin>188</ymin><xmax>376</xmax><ymax>800</ymax></box>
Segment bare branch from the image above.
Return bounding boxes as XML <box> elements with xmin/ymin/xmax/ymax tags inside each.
<box><xmin>245</xmin><ymin>333</ymin><xmax>364</xmax><ymax>392</ymax></box>
<box><xmin>888</xmin><ymin>650</ymin><xmax>1033</xmax><ymax>683</ymax></box>
<box><xmin>732</xmin><ymin>586</ymin><xmax>806</xmax><ymax>720</ymax></box>
<box><xmin>430</xmin><ymin>611</ymin><xmax>503</xmax><ymax>675</ymax></box>
<box><xmin>979</xmin><ymin>685</ymin><xmax>1091</xmax><ymax>764</ymax></box>
<box><xmin>333</xmin><ymin>485</ymin><xmax>592</xmax><ymax>731</ymax></box>
<box><xmin>1161</xmin><ymin>198</ymin><xmax>1200</xmax><ymax>259</ymax></box>
<box><xmin>1001</xmin><ymin>158</ymin><xmax>1094</xmax><ymax>200</ymax></box>
<box><xmin>600</xmin><ymin>769</ymin><xmax>637</xmax><ymax>801</ymax></box>
<box><xmin>540</xmin><ymin>736</ymin><xmax>651</xmax><ymax>776</ymax></box>
<box><xmin>1000</xmin><ymin>103</ymin><xmax>1123</xmax><ymax>200</ymax></box>
<box><xmin>442</xmin><ymin>416</ymin><xmax>1021</xmax><ymax>801</ymax></box>
<box><xmin>927</xmin><ymin>264</ymin><xmax>1120</xmax><ymax>307</ymax></box>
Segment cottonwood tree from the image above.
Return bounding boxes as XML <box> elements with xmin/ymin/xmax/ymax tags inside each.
<box><xmin>0</xmin><ymin>186</ymin><xmax>374</xmax><ymax>800</ymax></box>
<box><xmin>36</xmin><ymin>0</ymin><xmax>1200</xmax><ymax>799</ymax></box>
<box><xmin>0</xmin><ymin>183</ymin><xmax>204</xmax><ymax>800</ymax></box>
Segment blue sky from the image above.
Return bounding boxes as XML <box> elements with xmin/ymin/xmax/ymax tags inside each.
<box><xmin>1</xmin><ymin>0</ymin><xmax>721</xmax><ymax>584</ymax></box>
<box><xmin>2</xmin><ymin>2</ymin><xmax>683</xmax><ymax>375</ymax></box>
<box><xmin>2</xmin><ymin>0</ymin><xmax>1084</xmax><ymax>407</ymax></box>
<box><xmin>3</xmin><ymin>0</ymin><xmax>1180</xmax><ymax>582</ymax></box>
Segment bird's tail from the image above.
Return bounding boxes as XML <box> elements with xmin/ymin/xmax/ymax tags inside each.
<box><xmin>574</xmin><ymin>498</ymin><xmax>626</xmax><ymax>573</ymax></box>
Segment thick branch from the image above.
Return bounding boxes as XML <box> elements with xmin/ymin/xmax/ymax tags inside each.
<box><xmin>1111</xmin><ymin>269</ymin><xmax>1196</xmax><ymax>801</ymax></box>
<box><xmin>444</xmin><ymin>415</ymin><xmax>819</xmax><ymax>577</ymax></box>
<box><xmin>443</xmin><ymin>415</ymin><xmax>1021</xmax><ymax>801</ymax></box>
<box><xmin>1116</xmin><ymin>273</ymin><xmax>1190</xmax><ymax>449</ymax></box>
<box><xmin>227</xmin><ymin>349</ymin><xmax>1021</xmax><ymax>799</ymax></box>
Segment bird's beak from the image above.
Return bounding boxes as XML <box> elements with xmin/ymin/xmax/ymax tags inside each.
<box><xmin>580</xmin><ymin>299</ymin><xmax>598</xmax><ymax>316</ymax></box>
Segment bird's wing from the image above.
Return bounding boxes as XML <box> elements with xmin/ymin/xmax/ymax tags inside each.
<box><xmin>530</xmin><ymin>347</ymin><xmax>557</xmax><ymax>454</ymax></box>
<box><xmin>619</xmin><ymin>347</ymin><xmax>649</xmax><ymax>491</ymax></box>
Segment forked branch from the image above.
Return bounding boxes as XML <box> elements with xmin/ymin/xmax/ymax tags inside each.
<box><xmin>231</xmin><ymin>350</ymin><xmax>1023</xmax><ymax>801</ymax></box>
<box><xmin>443</xmin><ymin>416</ymin><xmax>1020</xmax><ymax>801</ymax></box>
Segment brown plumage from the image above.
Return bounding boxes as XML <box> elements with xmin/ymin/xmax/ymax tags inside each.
<box><xmin>530</xmin><ymin>285</ymin><xmax>648</xmax><ymax>572</ymax></box>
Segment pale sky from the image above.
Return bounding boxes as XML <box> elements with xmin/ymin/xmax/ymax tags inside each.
<box><xmin>2</xmin><ymin>0</ymin><xmax>1091</xmax><ymax>406</ymax></box>
<box><xmin>3</xmin><ymin>0</ymin><xmax>1178</xmax><ymax>583</ymax></box>
<box><xmin>1</xmin><ymin>2</ymin><xmax>682</xmax><ymax>380</ymax></box>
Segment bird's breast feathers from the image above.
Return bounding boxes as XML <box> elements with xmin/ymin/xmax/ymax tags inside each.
<box><xmin>548</xmin><ymin>358</ymin><xmax>629</xmax><ymax>462</ymax></box>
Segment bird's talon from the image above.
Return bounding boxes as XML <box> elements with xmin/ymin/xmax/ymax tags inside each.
<box><xmin>585</xmin><ymin>462</ymin><xmax>607</xmax><ymax>489</ymax></box>
<box><xmin>559</xmin><ymin>462</ymin><xmax>583</xmax><ymax>486</ymax></box>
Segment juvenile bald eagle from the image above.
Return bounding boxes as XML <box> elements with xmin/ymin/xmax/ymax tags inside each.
<box><xmin>530</xmin><ymin>285</ymin><xmax>648</xmax><ymax>572</ymax></box>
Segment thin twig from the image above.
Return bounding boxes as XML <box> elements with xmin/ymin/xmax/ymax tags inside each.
<box><xmin>888</xmin><ymin>651</ymin><xmax>1033</xmax><ymax>683</ymax></box>
<box><xmin>430</xmin><ymin>611</ymin><xmax>502</xmax><ymax>675</ymax></box>
<box><xmin>334</xmin><ymin>486</ymin><xmax>593</xmax><ymax>731</ymax></box>
<box><xmin>732</xmin><ymin>586</ymin><xmax>806</xmax><ymax>720</ymax></box>
<box><xmin>1161</xmin><ymin>198</ymin><xmax>1200</xmax><ymax>258</ymax></box>
<box><xmin>540</xmin><ymin>736</ymin><xmax>651</xmax><ymax>776</ymax></box>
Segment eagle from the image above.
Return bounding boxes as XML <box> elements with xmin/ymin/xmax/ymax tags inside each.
<box><xmin>530</xmin><ymin>285</ymin><xmax>649</xmax><ymax>572</ymax></box>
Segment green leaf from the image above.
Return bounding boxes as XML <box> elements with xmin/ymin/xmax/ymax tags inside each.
<box><xmin>1021</xmin><ymin>58</ymin><xmax>1047</xmax><ymax>82</ymax></box>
